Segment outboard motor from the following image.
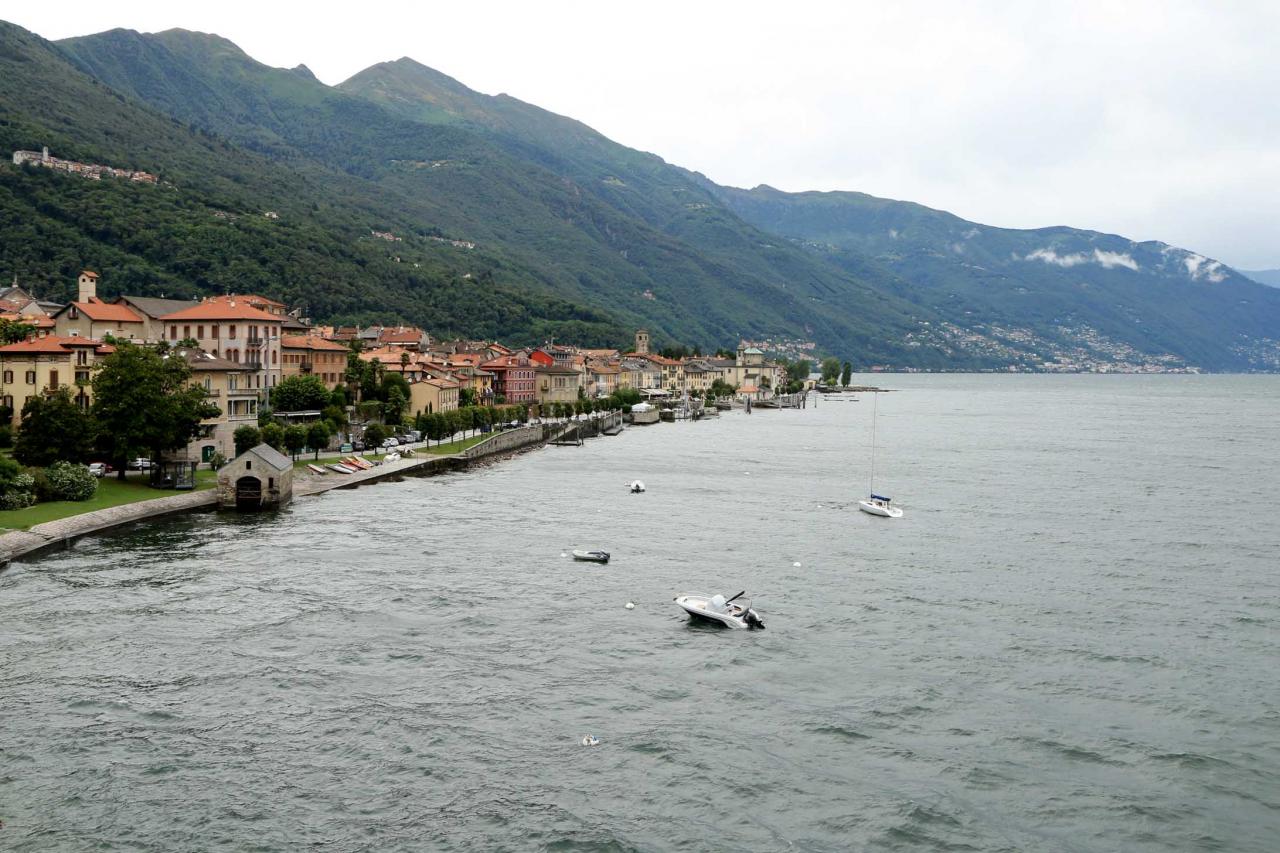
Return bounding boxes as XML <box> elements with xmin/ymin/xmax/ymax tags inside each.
<box><xmin>744</xmin><ymin>609</ymin><xmax>765</xmax><ymax>630</ymax></box>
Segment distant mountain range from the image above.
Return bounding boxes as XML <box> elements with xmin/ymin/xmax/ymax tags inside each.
<box><xmin>1241</xmin><ymin>270</ymin><xmax>1280</xmax><ymax>288</ymax></box>
<box><xmin>1</xmin><ymin>19</ymin><xmax>1277</xmax><ymax>371</ymax></box>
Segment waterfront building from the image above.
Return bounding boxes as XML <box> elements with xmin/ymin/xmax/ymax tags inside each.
<box><xmin>169</xmin><ymin>348</ymin><xmax>258</xmax><ymax>465</ymax></box>
<box><xmin>0</xmin><ymin>335</ymin><xmax>114</xmax><ymax>426</ymax></box>
<box><xmin>111</xmin><ymin>295</ymin><xmax>201</xmax><ymax>341</ymax></box>
<box><xmin>410</xmin><ymin>376</ymin><xmax>460</xmax><ymax>415</ymax></box>
<box><xmin>536</xmin><ymin>362</ymin><xmax>582</xmax><ymax>406</ymax></box>
<box><xmin>157</xmin><ymin>298</ymin><xmax>284</xmax><ymax>394</ymax></box>
<box><xmin>480</xmin><ymin>352</ymin><xmax>536</xmax><ymax>403</ymax></box>
<box><xmin>281</xmin><ymin>334</ymin><xmax>349</xmax><ymax>388</ymax></box>
<box><xmin>51</xmin><ymin>273</ymin><xmax>147</xmax><ymax>341</ymax></box>
<box><xmin>217</xmin><ymin>443</ymin><xmax>293</xmax><ymax>511</ymax></box>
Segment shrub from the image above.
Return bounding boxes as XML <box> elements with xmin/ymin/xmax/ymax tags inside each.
<box><xmin>28</xmin><ymin>467</ymin><xmax>56</xmax><ymax>502</ymax></box>
<box><xmin>0</xmin><ymin>425</ymin><xmax>11</xmax><ymax>448</ymax></box>
<box><xmin>0</xmin><ymin>491</ymin><xmax>35</xmax><ymax>510</ymax></box>
<box><xmin>46</xmin><ymin>461</ymin><xmax>98</xmax><ymax>501</ymax></box>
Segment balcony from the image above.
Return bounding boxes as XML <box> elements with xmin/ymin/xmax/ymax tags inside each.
<box><xmin>300</xmin><ymin>360</ymin><xmax>313</xmax><ymax>373</ymax></box>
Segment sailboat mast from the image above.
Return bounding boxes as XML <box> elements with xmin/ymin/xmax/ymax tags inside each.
<box><xmin>869</xmin><ymin>391</ymin><xmax>877</xmax><ymax>495</ymax></box>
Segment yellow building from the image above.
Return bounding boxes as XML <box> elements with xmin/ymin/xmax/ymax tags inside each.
<box><xmin>52</xmin><ymin>272</ymin><xmax>147</xmax><ymax>341</ymax></box>
<box><xmin>410</xmin><ymin>377</ymin><xmax>460</xmax><ymax>416</ymax></box>
<box><xmin>281</xmin><ymin>334</ymin><xmax>349</xmax><ymax>389</ymax></box>
<box><xmin>0</xmin><ymin>335</ymin><xmax>113</xmax><ymax>426</ymax></box>
<box><xmin>171</xmin><ymin>348</ymin><xmax>259</xmax><ymax>464</ymax></box>
<box><xmin>536</xmin><ymin>363</ymin><xmax>582</xmax><ymax>405</ymax></box>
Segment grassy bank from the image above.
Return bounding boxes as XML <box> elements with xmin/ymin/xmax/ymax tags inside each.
<box><xmin>0</xmin><ymin>470</ymin><xmax>216</xmax><ymax>531</ymax></box>
<box><xmin>290</xmin><ymin>435</ymin><xmax>490</xmax><ymax>471</ymax></box>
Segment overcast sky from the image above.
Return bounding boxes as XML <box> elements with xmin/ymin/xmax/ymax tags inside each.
<box><xmin>9</xmin><ymin>1</ymin><xmax>1280</xmax><ymax>268</ymax></box>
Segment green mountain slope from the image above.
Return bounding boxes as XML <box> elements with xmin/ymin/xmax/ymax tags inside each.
<box><xmin>57</xmin><ymin>28</ymin><xmax>960</xmax><ymax>365</ymax></box>
<box><xmin>0</xmin><ymin>22</ymin><xmax>623</xmax><ymax>344</ymax></box>
<box><xmin>708</xmin><ymin>185</ymin><xmax>1280</xmax><ymax>370</ymax></box>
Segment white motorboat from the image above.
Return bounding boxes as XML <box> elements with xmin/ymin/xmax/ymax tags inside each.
<box><xmin>572</xmin><ymin>549</ymin><xmax>610</xmax><ymax>564</ymax></box>
<box><xmin>674</xmin><ymin>591</ymin><xmax>765</xmax><ymax>630</ymax></box>
<box><xmin>383</xmin><ymin>452</ymin><xmax>401</xmax><ymax>463</ymax></box>
<box><xmin>628</xmin><ymin>480</ymin><xmax>646</xmax><ymax>493</ymax></box>
<box><xmin>858</xmin><ymin>494</ymin><xmax>904</xmax><ymax>518</ymax></box>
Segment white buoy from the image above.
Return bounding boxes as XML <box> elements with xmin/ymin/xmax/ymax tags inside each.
<box><xmin>625</xmin><ymin>602</ymin><xmax>635</xmax><ymax>610</ymax></box>
<box><xmin>793</xmin><ymin>561</ymin><xmax>802</xmax><ymax>568</ymax></box>
<box><xmin>560</xmin><ymin>552</ymin><xmax>567</xmax><ymax>558</ymax></box>
<box><xmin>581</xmin><ymin>735</ymin><xmax>600</xmax><ymax>747</ymax></box>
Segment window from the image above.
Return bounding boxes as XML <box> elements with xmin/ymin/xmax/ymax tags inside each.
<box><xmin>2</xmin><ymin>370</ymin><xmax>11</xmax><ymax>383</ymax></box>
<box><xmin>272</xmin><ymin>350</ymin><xmax>277</xmax><ymax>364</ymax></box>
<box><xmin>228</xmin><ymin>374</ymin><xmax>237</xmax><ymax>390</ymax></box>
<box><xmin>184</xmin><ymin>325</ymin><xmax>191</xmax><ymax>340</ymax></box>
<box><xmin>1</xmin><ymin>395</ymin><xmax>11</xmax><ymax>409</ymax></box>
<box><xmin>246</xmin><ymin>460</ymin><xmax>252</xmax><ymax>470</ymax></box>
<box><xmin>203</xmin><ymin>377</ymin><xmax>211</xmax><ymax>390</ymax></box>
<box><xmin>212</xmin><ymin>325</ymin><xmax>220</xmax><ymax>339</ymax></box>
<box><xmin>69</xmin><ymin>306</ymin><xmax>79</xmax><ymax>319</ymax></box>
<box><xmin>76</xmin><ymin>349</ymin><xmax>87</xmax><ymax>365</ymax></box>
<box><xmin>25</xmin><ymin>370</ymin><xmax>36</xmax><ymax>384</ymax></box>
<box><xmin>197</xmin><ymin>325</ymin><xmax>204</xmax><ymax>339</ymax></box>
<box><xmin>49</xmin><ymin>370</ymin><xmax>58</xmax><ymax>389</ymax></box>
<box><xmin>229</xmin><ymin>325</ymin><xmax>237</xmax><ymax>339</ymax></box>
<box><xmin>170</xmin><ymin>325</ymin><xmax>177</xmax><ymax>340</ymax></box>
<box><xmin>75</xmin><ymin>370</ymin><xmax>89</xmax><ymax>384</ymax></box>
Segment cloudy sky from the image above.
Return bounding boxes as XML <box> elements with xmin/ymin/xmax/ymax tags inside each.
<box><xmin>9</xmin><ymin>1</ymin><xmax>1280</xmax><ymax>268</ymax></box>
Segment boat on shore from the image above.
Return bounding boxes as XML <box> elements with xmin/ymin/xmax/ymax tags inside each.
<box><xmin>572</xmin><ymin>549</ymin><xmax>610</xmax><ymax>564</ymax></box>
<box><xmin>674</xmin><ymin>591</ymin><xmax>765</xmax><ymax>629</ymax></box>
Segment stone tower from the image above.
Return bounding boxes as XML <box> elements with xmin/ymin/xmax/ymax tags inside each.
<box><xmin>635</xmin><ymin>329</ymin><xmax>650</xmax><ymax>355</ymax></box>
<box><xmin>77</xmin><ymin>270</ymin><xmax>99</xmax><ymax>302</ymax></box>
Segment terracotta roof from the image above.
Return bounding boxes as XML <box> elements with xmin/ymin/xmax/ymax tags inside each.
<box><xmin>81</xmin><ymin>270</ymin><xmax>100</xmax><ymax>279</ymax></box>
<box><xmin>0</xmin><ymin>335</ymin><xmax>113</xmax><ymax>355</ymax></box>
<box><xmin>281</xmin><ymin>334</ymin><xmax>349</xmax><ymax>352</ymax></box>
<box><xmin>205</xmin><ymin>293</ymin><xmax>286</xmax><ymax>309</ymax></box>
<box><xmin>172</xmin><ymin>348</ymin><xmax>246</xmax><ymax>371</ymax></box>
<box><xmin>114</xmin><ymin>296</ymin><xmax>200</xmax><ymax>319</ymax></box>
<box><xmin>378</xmin><ymin>327</ymin><xmax>425</xmax><ymax>343</ymax></box>
<box><xmin>59</xmin><ymin>298</ymin><xmax>144</xmax><ymax>323</ymax></box>
<box><xmin>159</xmin><ymin>300</ymin><xmax>282</xmax><ymax>322</ymax></box>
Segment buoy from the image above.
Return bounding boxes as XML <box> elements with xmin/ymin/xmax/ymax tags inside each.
<box><xmin>625</xmin><ymin>602</ymin><xmax>635</xmax><ymax>610</ymax></box>
<box><xmin>581</xmin><ymin>735</ymin><xmax>600</xmax><ymax>747</ymax></box>
<box><xmin>560</xmin><ymin>552</ymin><xmax>567</xmax><ymax>557</ymax></box>
<box><xmin>793</xmin><ymin>561</ymin><xmax>802</xmax><ymax>568</ymax></box>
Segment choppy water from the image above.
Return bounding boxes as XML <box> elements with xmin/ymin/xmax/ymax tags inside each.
<box><xmin>2</xmin><ymin>375</ymin><xmax>1278</xmax><ymax>851</ymax></box>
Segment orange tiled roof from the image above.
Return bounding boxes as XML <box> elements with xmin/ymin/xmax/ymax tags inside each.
<box><xmin>65</xmin><ymin>298</ymin><xmax>144</xmax><ymax>323</ymax></box>
<box><xmin>159</xmin><ymin>300</ymin><xmax>282</xmax><ymax>322</ymax></box>
<box><xmin>0</xmin><ymin>334</ymin><xmax>113</xmax><ymax>355</ymax></box>
<box><xmin>281</xmin><ymin>334</ymin><xmax>349</xmax><ymax>352</ymax></box>
<box><xmin>378</xmin><ymin>327</ymin><xmax>424</xmax><ymax>343</ymax></box>
<box><xmin>204</xmin><ymin>293</ymin><xmax>286</xmax><ymax>309</ymax></box>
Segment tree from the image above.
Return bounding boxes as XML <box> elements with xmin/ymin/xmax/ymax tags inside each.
<box><xmin>283</xmin><ymin>424</ymin><xmax>307</xmax><ymax>460</ymax></box>
<box><xmin>459</xmin><ymin>387</ymin><xmax>477</xmax><ymax>407</ymax></box>
<box><xmin>91</xmin><ymin>342</ymin><xmax>219</xmax><ymax>479</ymax></box>
<box><xmin>383</xmin><ymin>386</ymin><xmax>407</xmax><ymax>426</ymax></box>
<box><xmin>785</xmin><ymin>359</ymin><xmax>812</xmax><ymax>385</ymax></box>
<box><xmin>0</xmin><ymin>318</ymin><xmax>35</xmax><ymax>344</ymax></box>
<box><xmin>233</xmin><ymin>425</ymin><xmax>261</xmax><ymax>456</ymax></box>
<box><xmin>840</xmin><ymin>361</ymin><xmax>853</xmax><ymax>387</ymax></box>
<box><xmin>820</xmin><ymin>357</ymin><xmax>842</xmax><ymax>384</ymax></box>
<box><xmin>260</xmin><ymin>422</ymin><xmax>285</xmax><ymax>451</ymax></box>
<box><xmin>272</xmin><ymin>375</ymin><xmax>330</xmax><ymax>412</ymax></box>
<box><xmin>13</xmin><ymin>387</ymin><xmax>95</xmax><ymax>466</ymax></box>
<box><xmin>307</xmin><ymin>421</ymin><xmax>331</xmax><ymax>459</ymax></box>
<box><xmin>364</xmin><ymin>423</ymin><xmax>387</xmax><ymax>448</ymax></box>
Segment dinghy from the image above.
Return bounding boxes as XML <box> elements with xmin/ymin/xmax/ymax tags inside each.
<box><xmin>328</xmin><ymin>463</ymin><xmax>355</xmax><ymax>474</ymax></box>
<box><xmin>674</xmin><ymin>591</ymin><xmax>765</xmax><ymax>630</ymax></box>
<box><xmin>306</xmin><ymin>464</ymin><xmax>328</xmax><ymax>475</ymax></box>
<box><xmin>572</xmin><ymin>549</ymin><xmax>610</xmax><ymax>564</ymax></box>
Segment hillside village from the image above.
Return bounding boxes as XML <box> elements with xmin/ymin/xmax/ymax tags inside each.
<box><xmin>0</xmin><ymin>269</ymin><xmax>790</xmax><ymax>472</ymax></box>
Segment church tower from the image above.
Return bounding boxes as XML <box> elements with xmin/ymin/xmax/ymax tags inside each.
<box><xmin>635</xmin><ymin>329</ymin><xmax>650</xmax><ymax>355</ymax></box>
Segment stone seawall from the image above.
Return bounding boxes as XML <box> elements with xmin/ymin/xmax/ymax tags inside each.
<box><xmin>0</xmin><ymin>426</ymin><xmax>559</xmax><ymax>570</ymax></box>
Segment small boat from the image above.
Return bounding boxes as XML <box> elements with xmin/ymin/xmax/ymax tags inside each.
<box><xmin>306</xmin><ymin>464</ymin><xmax>328</xmax><ymax>475</ymax></box>
<box><xmin>572</xmin><ymin>549</ymin><xmax>610</xmax><ymax>564</ymax></box>
<box><xmin>328</xmin><ymin>463</ymin><xmax>356</xmax><ymax>474</ymax></box>
<box><xmin>628</xmin><ymin>480</ymin><xmax>646</xmax><ymax>493</ymax></box>
<box><xmin>674</xmin><ymin>591</ymin><xmax>765</xmax><ymax>630</ymax></box>
<box><xmin>383</xmin><ymin>452</ymin><xmax>401</xmax><ymax>463</ymax></box>
<box><xmin>858</xmin><ymin>494</ymin><xmax>904</xmax><ymax>518</ymax></box>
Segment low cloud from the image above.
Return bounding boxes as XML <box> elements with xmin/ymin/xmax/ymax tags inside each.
<box><xmin>1023</xmin><ymin>247</ymin><xmax>1139</xmax><ymax>271</ymax></box>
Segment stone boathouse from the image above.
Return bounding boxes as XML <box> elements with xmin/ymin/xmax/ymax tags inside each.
<box><xmin>217</xmin><ymin>443</ymin><xmax>293</xmax><ymax>510</ymax></box>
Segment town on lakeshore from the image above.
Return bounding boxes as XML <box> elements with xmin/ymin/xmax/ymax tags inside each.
<box><xmin>0</xmin><ymin>268</ymin><xmax>820</xmax><ymax>533</ymax></box>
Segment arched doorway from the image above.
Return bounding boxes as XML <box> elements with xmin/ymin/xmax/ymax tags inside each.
<box><xmin>235</xmin><ymin>475</ymin><xmax>262</xmax><ymax>510</ymax></box>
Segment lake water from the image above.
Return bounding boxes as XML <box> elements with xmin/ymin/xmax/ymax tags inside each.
<box><xmin>1</xmin><ymin>375</ymin><xmax>1277</xmax><ymax>851</ymax></box>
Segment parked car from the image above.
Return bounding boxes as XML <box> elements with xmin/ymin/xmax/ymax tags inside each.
<box><xmin>129</xmin><ymin>457</ymin><xmax>153</xmax><ymax>470</ymax></box>
<box><xmin>408</xmin><ymin>430</ymin><xmax>422</xmax><ymax>443</ymax></box>
<box><xmin>352</xmin><ymin>441</ymin><xmax>365</xmax><ymax>451</ymax></box>
<box><xmin>381</xmin><ymin>437</ymin><xmax>399</xmax><ymax>448</ymax></box>
<box><xmin>339</xmin><ymin>443</ymin><xmax>353</xmax><ymax>453</ymax></box>
<box><xmin>87</xmin><ymin>462</ymin><xmax>107</xmax><ymax>478</ymax></box>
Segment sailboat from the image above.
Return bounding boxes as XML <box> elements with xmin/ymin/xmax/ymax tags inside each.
<box><xmin>858</xmin><ymin>392</ymin><xmax>904</xmax><ymax>518</ymax></box>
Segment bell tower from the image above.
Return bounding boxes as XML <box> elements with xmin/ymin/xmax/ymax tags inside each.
<box><xmin>77</xmin><ymin>270</ymin><xmax>99</xmax><ymax>302</ymax></box>
<box><xmin>635</xmin><ymin>329</ymin><xmax>650</xmax><ymax>355</ymax></box>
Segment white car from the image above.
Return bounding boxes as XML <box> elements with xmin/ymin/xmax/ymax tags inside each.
<box><xmin>130</xmin><ymin>457</ymin><xmax>153</xmax><ymax>470</ymax></box>
<box><xmin>87</xmin><ymin>463</ymin><xmax>107</xmax><ymax>478</ymax></box>
<box><xmin>381</xmin><ymin>437</ymin><xmax>399</xmax><ymax>448</ymax></box>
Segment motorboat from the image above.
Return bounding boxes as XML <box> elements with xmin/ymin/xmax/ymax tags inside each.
<box><xmin>628</xmin><ymin>480</ymin><xmax>646</xmax><ymax>493</ymax></box>
<box><xmin>858</xmin><ymin>494</ymin><xmax>904</xmax><ymax>518</ymax></box>
<box><xmin>572</xmin><ymin>549</ymin><xmax>610</xmax><ymax>564</ymax></box>
<box><xmin>383</xmin><ymin>452</ymin><xmax>401</xmax><ymax>463</ymax></box>
<box><xmin>674</xmin><ymin>591</ymin><xmax>765</xmax><ymax>630</ymax></box>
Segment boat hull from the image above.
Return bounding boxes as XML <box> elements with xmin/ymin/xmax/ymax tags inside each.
<box><xmin>572</xmin><ymin>550</ymin><xmax>610</xmax><ymax>563</ymax></box>
<box><xmin>674</xmin><ymin>594</ymin><xmax>763</xmax><ymax>629</ymax></box>
<box><xmin>858</xmin><ymin>499</ymin><xmax>904</xmax><ymax>518</ymax></box>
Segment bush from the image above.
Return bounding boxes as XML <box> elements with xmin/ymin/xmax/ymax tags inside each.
<box><xmin>364</xmin><ymin>423</ymin><xmax>387</xmax><ymax>448</ymax></box>
<box><xmin>0</xmin><ymin>425</ymin><xmax>11</xmax><ymax>448</ymax></box>
<box><xmin>28</xmin><ymin>467</ymin><xmax>55</xmax><ymax>502</ymax></box>
<box><xmin>0</xmin><ymin>491</ymin><xmax>35</xmax><ymax>510</ymax></box>
<box><xmin>45</xmin><ymin>461</ymin><xmax>98</xmax><ymax>501</ymax></box>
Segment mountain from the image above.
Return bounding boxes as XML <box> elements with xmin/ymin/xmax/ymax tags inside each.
<box><xmin>707</xmin><ymin>185</ymin><xmax>1280</xmax><ymax>371</ymax></box>
<box><xmin>1241</xmin><ymin>269</ymin><xmax>1280</xmax><ymax>288</ymax></box>
<box><xmin>2</xmin><ymin>19</ymin><xmax>1276</xmax><ymax>370</ymax></box>
<box><xmin>0</xmin><ymin>21</ymin><xmax>622</xmax><ymax>344</ymax></box>
<box><xmin>55</xmin><ymin>28</ymin><xmax>957</xmax><ymax>366</ymax></box>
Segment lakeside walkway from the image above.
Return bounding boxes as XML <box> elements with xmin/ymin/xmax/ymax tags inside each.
<box><xmin>0</xmin><ymin>424</ymin><xmax>555</xmax><ymax>569</ymax></box>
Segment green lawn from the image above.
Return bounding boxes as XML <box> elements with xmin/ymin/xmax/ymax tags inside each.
<box><xmin>0</xmin><ymin>470</ymin><xmax>216</xmax><ymax>531</ymax></box>
<box><xmin>290</xmin><ymin>435</ymin><xmax>490</xmax><ymax>471</ymax></box>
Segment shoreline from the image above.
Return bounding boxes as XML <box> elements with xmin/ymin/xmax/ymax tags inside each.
<box><xmin>0</xmin><ymin>424</ymin><xmax>555</xmax><ymax>571</ymax></box>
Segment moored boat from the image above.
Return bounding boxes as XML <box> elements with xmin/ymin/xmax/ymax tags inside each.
<box><xmin>628</xmin><ymin>480</ymin><xmax>646</xmax><ymax>493</ymax></box>
<box><xmin>572</xmin><ymin>549</ymin><xmax>610</xmax><ymax>564</ymax></box>
<box><xmin>674</xmin><ymin>591</ymin><xmax>765</xmax><ymax>630</ymax></box>
<box><xmin>858</xmin><ymin>494</ymin><xmax>904</xmax><ymax>518</ymax></box>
